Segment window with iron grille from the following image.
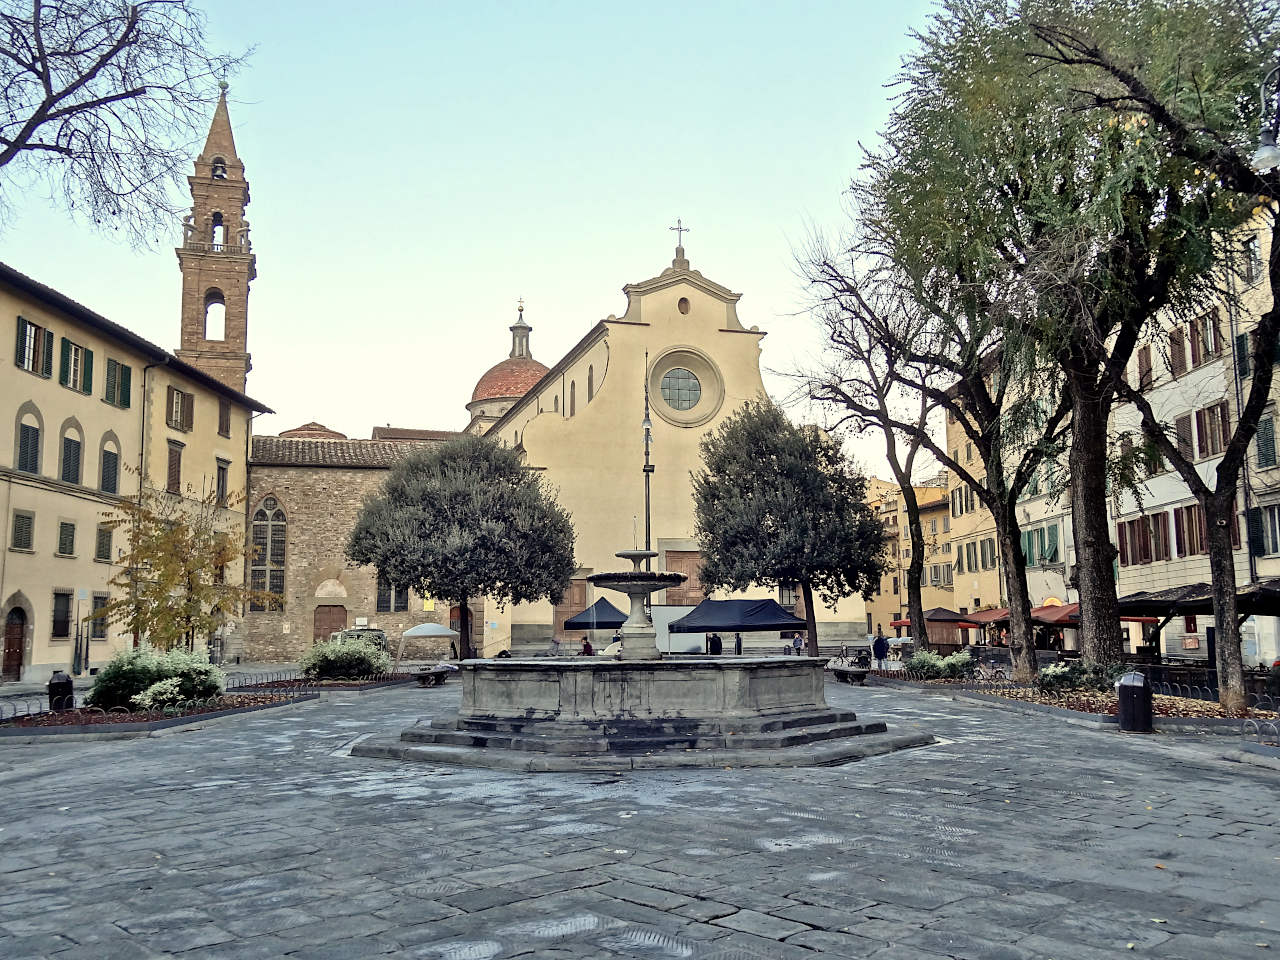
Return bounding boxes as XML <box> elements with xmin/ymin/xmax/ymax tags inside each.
<box><xmin>91</xmin><ymin>594</ymin><xmax>108</xmax><ymax>639</ymax></box>
<box><xmin>376</xmin><ymin>577</ymin><xmax>392</xmax><ymax>613</ymax></box>
<box><xmin>56</xmin><ymin>521</ymin><xmax>75</xmax><ymax>556</ymax></box>
<box><xmin>52</xmin><ymin>591</ymin><xmax>72</xmax><ymax>638</ymax></box>
<box><xmin>249</xmin><ymin>499</ymin><xmax>286</xmax><ymax>611</ymax></box>
<box><xmin>10</xmin><ymin>511</ymin><xmax>34</xmax><ymax>551</ymax></box>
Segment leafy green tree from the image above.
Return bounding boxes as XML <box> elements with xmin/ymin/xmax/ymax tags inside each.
<box><xmin>692</xmin><ymin>400</ymin><xmax>886</xmax><ymax>656</ymax></box>
<box><xmin>346</xmin><ymin>434</ymin><xmax>576</xmax><ymax>659</ymax></box>
<box><xmin>101</xmin><ymin>480</ymin><xmax>266</xmax><ymax>651</ymax></box>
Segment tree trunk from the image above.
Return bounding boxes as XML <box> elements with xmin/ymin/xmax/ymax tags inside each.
<box><xmin>902</xmin><ymin>488</ymin><xmax>930</xmax><ymax>651</ymax></box>
<box><xmin>801</xmin><ymin>581</ymin><xmax>820</xmax><ymax>657</ymax></box>
<box><xmin>1067</xmin><ymin>367</ymin><xmax>1124</xmax><ymax>665</ymax></box>
<box><xmin>458</xmin><ymin>596</ymin><xmax>473</xmax><ymax>661</ymax></box>
<box><xmin>997</xmin><ymin>527</ymin><xmax>1039</xmax><ymax>682</ymax></box>
<box><xmin>1205</xmin><ymin>495</ymin><xmax>1246</xmax><ymax>713</ymax></box>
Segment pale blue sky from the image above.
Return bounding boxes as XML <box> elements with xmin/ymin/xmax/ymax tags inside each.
<box><xmin>2</xmin><ymin>0</ymin><xmax>934</xmax><ymax>472</ymax></box>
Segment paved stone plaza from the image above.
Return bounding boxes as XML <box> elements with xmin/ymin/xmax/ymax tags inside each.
<box><xmin>1</xmin><ymin>682</ymin><xmax>1277</xmax><ymax>959</ymax></box>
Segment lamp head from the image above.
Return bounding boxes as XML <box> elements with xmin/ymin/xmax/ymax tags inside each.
<box><xmin>1254</xmin><ymin>129</ymin><xmax>1280</xmax><ymax>172</ymax></box>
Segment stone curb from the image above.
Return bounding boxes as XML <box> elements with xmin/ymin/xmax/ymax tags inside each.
<box><xmin>226</xmin><ymin>677</ymin><xmax>422</xmax><ymax>698</ymax></box>
<box><xmin>0</xmin><ymin>693</ymin><xmax>319</xmax><ymax>742</ymax></box>
<box><xmin>866</xmin><ymin>675</ymin><xmax>1255</xmax><ymax>734</ymax></box>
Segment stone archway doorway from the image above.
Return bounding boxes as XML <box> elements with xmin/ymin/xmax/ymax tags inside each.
<box><xmin>313</xmin><ymin>605</ymin><xmax>347</xmax><ymax>642</ymax></box>
<box><xmin>4</xmin><ymin>608</ymin><xmax>26</xmax><ymax>680</ymax></box>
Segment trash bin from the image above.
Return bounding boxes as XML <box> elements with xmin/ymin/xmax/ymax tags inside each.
<box><xmin>1115</xmin><ymin>671</ymin><xmax>1153</xmax><ymax>733</ymax></box>
<box><xmin>47</xmin><ymin>670</ymin><xmax>74</xmax><ymax>711</ymax></box>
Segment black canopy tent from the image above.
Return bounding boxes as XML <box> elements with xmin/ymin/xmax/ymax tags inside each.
<box><xmin>668</xmin><ymin>599</ymin><xmax>808</xmax><ymax>634</ymax></box>
<box><xmin>563</xmin><ymin>598</ymin><xmax>627</xmax><ymax>631</ymax></box>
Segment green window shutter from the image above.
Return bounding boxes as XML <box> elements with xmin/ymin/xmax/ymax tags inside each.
<box><xmin>95</xmin><ymin>526</ymin><xmax>112</xmax><ymax>561</ymax></box>
<box><xmin>1248</xmin><ymin>507</ymin><xmax>1267</xmax><ymax>556</ymax></box>
<box><xmin>101</xmin><ymin>450</ymin><xmax>119</xmax><ymax>494</ymax></box>
<box><xmin>1021</xmin><ymin>531</ymin><xmax>1032</xmax><ymax>566</ymax></box>
<box><xmin>1047</xmin><ymin>524</ymin><xmax>1059</xmax><ymax>563</ymax></box>
<box><xmin>1259</xmin><ymin>417</ymin><xmax>1276</xmax><ymax>468</ymax></box>
<box><xmin>1237</xmin><ymin>333</ymin><xmax>1251</xmax><ymax>378</ymax></box>
<box><xmin>105</xmin><ymin>358</ymin><xmax>118</xmax><ymax>404</ymax></box>
<box><xmin>14</xmin><ymin>317</ymin><xmax>26</xmax><ymax>367</ymax></box>
<box><xmin>58</xmin><ymin>338</ymin><xmax>70</xmax><ymax>386</ymax></box>
<box><xmin>42</xmin><ymin>330</ymin><xmax>53</xmax><ymax>377</ymax></box>
<box><xmin>81</xmin><ymin>347</ymin><xmax>92</xmax><ymax>394</ymax></box>
<box><xmin>58</xmin><ymin>521</ymin><xmax>75</xmax><ymax>556</ymax></box>
<box><xmin>118</xmin><ymin>364</ymin><xmax>131</xmax><ymax>408</ymax></box>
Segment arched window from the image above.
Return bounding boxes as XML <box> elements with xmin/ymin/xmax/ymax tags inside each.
<box><xmin>100</xmin><ymin>434</ymin><xmax>120</xmax><ymax>494</ymax></box>
<box><xmin>587</xmin><ymin>365</ymin><xmax>594</xmax><ymax>402</ymax></box>
<box><xmin>58</xmin><ymin>418</ymin><xmax>84</xmax><ymax>485</ymax></box>
<box><xmin>211</xmin><ymin>212</ymin><xmax>225</xmax><ymax>248</ymax></box>
<box><xmin>570</xmin><ymin>381</ymin><xmax>576</xmax><ymax>416</ymax></box>
<box><xmin>211</xmin><ymin>157</ymin><xmax>227</xmax><ymax>180</ymax></box>
<box><xmin>204</xmin><ymin>288</ymin><xmax>226</xmax><ymax>341</ymax></box>
<box><xmin>249</xmin><ymin>497</ymin><xmax>286</xmax><ymax>611</ymax></box>
<box><xmin>14</xmin><ymin>403</ymin><xmax>43</xmax><ymax>475</ymax></box>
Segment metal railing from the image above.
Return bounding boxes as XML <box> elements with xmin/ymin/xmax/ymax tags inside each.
<box><xmin>0</xmin><ymin>691</ymin><xmax>303</xmax><ymax>725</ymax></box>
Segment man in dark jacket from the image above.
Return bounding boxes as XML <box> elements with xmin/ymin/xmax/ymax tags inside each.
<box><xmin>872</xmin><ymin>631</ymin><xmax>890</xmax><ymax>670</ymax></box>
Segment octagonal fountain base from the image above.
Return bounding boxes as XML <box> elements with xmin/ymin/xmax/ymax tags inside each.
<box><xmin>351</xmin><ymin>657</ymin><xmax>932</xmax><ymax>772</ymax></box>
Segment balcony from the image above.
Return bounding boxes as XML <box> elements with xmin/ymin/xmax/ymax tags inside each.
<box><xmin>182</xmin><ymin>240</ymin><xmax>250</xmax><ymax>255</ymax></box>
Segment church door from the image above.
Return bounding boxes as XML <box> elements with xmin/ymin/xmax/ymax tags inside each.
<box><xmin>664</xmin><ymin>552</ymin><xmax>705</xmax><ymax>607</ymax></box>
<box><xmin>553</xmin><ymin>579</ymin><xmax>588</xmax><ymax>641</ymax></box>
<box><xmin>313</xmin><ymin>605</ymin><xmax>347</xmax><ymax>642</ymax></box>
<box><xmin>3</xmin><ymin>609</ymin><xmax>25</xmax><ymax>680</ymax></box>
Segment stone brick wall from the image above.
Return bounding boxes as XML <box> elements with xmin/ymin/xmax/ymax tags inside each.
<box><xmin>242</xmin><ymin>462</ymin><xmax>453</xmax><ymax>663</ymax></box>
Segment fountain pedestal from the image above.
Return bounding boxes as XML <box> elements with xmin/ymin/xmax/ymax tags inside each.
<box><xmin>587</xmin><ymin>549</ymin><xmax>681</xmax><ymax>661</ymax></box>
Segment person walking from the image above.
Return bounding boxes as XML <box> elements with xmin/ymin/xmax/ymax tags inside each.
<box><xmin>872</xmin><ymin>630</ymin><xmax>890</xmax><ymax>670</ymax></box>
<box><xmin>792</xmin><ymin>634</ymin><xmax>803</xmax><ymax>657</ymax></box>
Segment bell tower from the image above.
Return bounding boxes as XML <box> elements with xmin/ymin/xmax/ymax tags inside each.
<box><xmin>175</xmin><ymin>82</ymin><xmax>256</xmax><ymax>392</ymax></box>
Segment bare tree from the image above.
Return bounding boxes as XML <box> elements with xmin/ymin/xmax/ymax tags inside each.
<box><xmin>0</xmin><ymin>0</ymin><xmax>248</xmax><ymax>244</ymax></box>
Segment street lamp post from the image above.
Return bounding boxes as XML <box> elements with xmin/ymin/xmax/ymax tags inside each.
<box><xmin>1253</xmin><ymin>65</ymin><xmax>1280</xmax><ymax>171</ymax></box>
<box><xmin>642</xmin><ymin>351</ymin><xmax>654</xmax><ymax>571</ymax></box>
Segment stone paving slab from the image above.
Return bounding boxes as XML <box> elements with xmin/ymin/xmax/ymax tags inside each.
<box><xmin>1</xmin><ymin>683</ymin><xmax>1278</xmax><ymax>958</ymax></box>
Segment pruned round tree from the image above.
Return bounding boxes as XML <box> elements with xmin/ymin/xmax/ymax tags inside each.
<box><xmin>693</xmin><ymin>400</ymin><xmax>886</xmax><ymax>656</ymax></box>
<box><xmin>346</xmin><ymin>434</ymin><xmax>575</xmax><ymax>659</ymax></box>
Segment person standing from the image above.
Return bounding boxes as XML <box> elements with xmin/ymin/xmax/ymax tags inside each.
<box><xmin>872</xmin><ymin>630</ymin><xmax>890</xmax><ymax>670</ymax></box>
<box><xmin>792</xmin><ymin>634</ymin><xmax>803</xmax><ymax>656</ymax></box>
<box><xmin>709</xmin><ymin>633</ymin><xmax>723</xmax><ymax>656</ymax></box>
<box><xmin>734</xmin><ymin>632</ymin><xmax>743</xmax><ymax>656</ymax></box>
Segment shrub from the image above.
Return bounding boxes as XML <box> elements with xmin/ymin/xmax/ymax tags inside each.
<box><xmin>86</xmin><ymin>645</ymin><xmax>225</xmax><ymax>710</ymax></box>
<box><xmin>130</xmin><ymin>677</ymin><xmax>186</xmax><ymax>710</ymax></box>
<box><xmin>300</xmin><ymin>638</ymin><xmax>391</xmax><ymax>680</ymax></box>
<box><xmin>904</xmin><ymin>651</ymin><xmax>945</xmax><ymax>679</ymax></box>
<box><xmin>1034</xmin><ymin>660</ymin><xmax>1127</xmax><ymax>694</ymax></box>
<box><xmin>939</xmin><ymin>650</ymin><xmax>976</xmax><ymax>680</ymax></box>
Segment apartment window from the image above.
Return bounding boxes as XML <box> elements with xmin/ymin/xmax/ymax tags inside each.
<box><xmin>892</xmin><ymin>576</ymin><xmax>899</xmax><ymax>595</ymax></box>
<box><xmin>56</xmin><ymin>521</ymin><xmax>75</xmax><ymax>557</ymax></box>
<box><xmin>90</xmin><ymin>594</ymin><xmax>108</xmax><ymax>640</ymax></box>
<box><xmin>1174</xmin><ymin>503</ymin><xmax>1208</xmax><ymax>557</ymax></box>
<box><xmin>1255</xmin><ymin>504</ymin><xmax>1280</xmax><ymax>556</ymax></box>
<box><xmin>103</xmin><ymin>358</ymin><xmax>132</xmax><ymax>408</ymax></box>
<box><xmin>94</xmin><ymin>524</ymin><xmax>112</xmax><ymax>562</ymax></box>
<box><xmin>14</xmin><ymin>318</ymin><xmax>53</xmax><ymax>376</ymax></box>
<box><xmin>1175</xmin><ymin>414</ymin><xmax>1194</xmax><ymax>462</ymax></box>
<box><xmin>1169</xmin><ymin>327</ymin><xmax>1188</xmax><ymax>378</ymax></box>
<box><xmin>1244</xmin><ymin>235</ymin><xmax>1263</xmax><ymax>284</ymax></box>
<box><xmin>52</xmin><ymin>591</ymin><xmax>72</xmax><ymax>639</ymax></box>
<box><xmin>903</xmin><ymin>547</ymin><xmax>911</xmax><ymax>559</ymax></box>
<box><xmin>17</xmin><ymin>422</ymin><xmax>40</xmax><ymax>474</ymax></box>
<box><xmin>100</xmin><ymin>448</ymin><xmax>119</xmax><ymax>494</ymax></box>
<box><xmin>10</xmin><ymin>511</ymin><xmax>34</xmax><ymax>551</ymax></box>
<box><xmin>166</xmin><ymin>386</ymin><xmax>194</xmax><ymax>431</ymax></box>
<box><xmin>979</xmin><ymin>538</ymin><xmax>996</xmax><ymax>570</ymax></box>
<box><xmin>166</xmin><ymin>441</ymin><xmax>183</xmax><ymax>494</ymax></box>
<box><xmin>942</xmin><ymin>541</ymin><xmax>951</xmax><ymax>554</ymax></box>
<box><xmin>218</xmin><ymin>398</ymin><xmax>231</xmax><ymax>437</ymax></box>
<box><xmin>1023</xmin><ymin>525</ymin><xmax>1061</xmax><ymax>567</ymax></box>
<box><xmin>376</xmin><ymin>578</ymin><xmax>393</xmax><ymax>613</ymax></box>
<box><xmin>965</xmin><ymin>541</ymin><xmax>978</xmax><ymax>572</ymax></box>
<box><xmin>59</xmin><ymin>338</ymin><xmax>92</xmax><ymax>393</ymax></box>
<box><xmin>1258</xmin><ymin>417</ymin><xmax>1277</xmax><ymax>469</ymax></box>
<box><xmin>1189</xmin><ymin>310</ymin><xmax>1222</xmax><ymax>367</ymax></box>
<box><xmin>215</xmin><ymin>459</ymin><xmax>230</xmax><ymax>507</ymax></box>
<box><xmin>942</xmin><ymin>514</ymin><xmax>950</xmax><ymax>533</ymax></box>
<box><xmin>1196</xmin><ymin>401</ymin><xmax>1230</xmax><ymax>459</ymax></box>
<box><xmin>1184</xmin><ymin>615</ymin><xmax>1198</xmax><ymax>634</ymax></box>
<box><xmin>394</xmin><ymin>585</ymin><xmax>410</xmax><ymax>612</ymax></box>
<box><xmin>60</xmin><ymin>435</ymin><xmax>81</xmax><ymax>484</ymax></box>
<box><xmin>930</xmin><ymin>517</ymin><xmax>937</xmax><ymax>535</ymax></box>
<box><xmin>778</xmin><ymin>583</ymin><xmax>799</xmax><ymax>608</ymax></box>
<box><xmin>1137</xmin><ymin>344</ymin><xmax>1153</xmax><ymax>391</ymax></box>
<box><xmin>965</xmin><ymin>442</ymin><xmax>973</xmax><ymax>463</ymax></box>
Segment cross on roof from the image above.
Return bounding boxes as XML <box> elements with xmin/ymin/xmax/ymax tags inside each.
<box><xmin>669</xmin><ymin>218</ymin><xmax>690</xmax><ymax>247</ymax></box>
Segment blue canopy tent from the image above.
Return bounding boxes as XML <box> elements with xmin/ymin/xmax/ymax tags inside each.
<box><xmin>668</xmin><ymin>599</ymin><xmax>807</xmax><ymax>633</ymax></box>
<box><xmin>563</xmin><ymin>598</ymin><xmax>628</xmax><ymax>631</ymax></box>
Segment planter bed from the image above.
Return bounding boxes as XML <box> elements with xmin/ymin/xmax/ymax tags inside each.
<box><xmin>867</xmin><ymin>675</ymin><xmax>1272</xmax><ymax>733</ymax></box>
<box><xmin>0</xmin><ymin>693</ymin><xmax>317</xmax><ymax>737</ymax></box>
<box><xmin>229</xmin><ymin>674</ymin><xmax>418</xmax><ymax>694</ymax></box>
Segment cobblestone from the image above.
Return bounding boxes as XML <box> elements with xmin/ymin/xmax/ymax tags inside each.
<box><xmin>1</xmin><ymin>682</ymin><xmax>1278</xmax><ymax>958</ymax></box>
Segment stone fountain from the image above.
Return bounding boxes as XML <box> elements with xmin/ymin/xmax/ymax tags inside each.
<box><xmin>353</xmin><ymin>548</ymin><xmax>931</xmax><ymax>771</ymax></box>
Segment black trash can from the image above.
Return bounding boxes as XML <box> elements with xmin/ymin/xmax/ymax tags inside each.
<box><xmin>1115</xmin><ymin>671</ymin><xmax>1153</xmax><ymax>733</ymax></box>
<box><xmin>47</xmin><ymin>670</ymin><xmax>74</xmax><ymax>711</ymax></box>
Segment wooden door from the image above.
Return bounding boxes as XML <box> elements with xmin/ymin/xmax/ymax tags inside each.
<box><xmin>554</xmin><ymin>579</ymin><xmax>588</xmax><ymax>641</ymax></box>
<box><xmin>3</xmin><ymin>609</ymin><xmax>25</xmax><ymax>680</ymax></box>
<box><xmin>664</xmin><ymin>552</ymin><xmax>705</xmax><ymax>606</ymax></box>
<box><xmin>313</xmin><ymin>604</ymin><xmax>347</xmax><ymax>641</ymax></box>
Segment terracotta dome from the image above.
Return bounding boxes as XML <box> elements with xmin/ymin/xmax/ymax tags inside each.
<box><xmin>277</xmin><ymin>421</ymin><xmax>347</xmax><ymax>440</ymax></box>
<box><xmin>471</xmin><ymin>356</ymin><xmax>549</xmax><ymax>404</ymax></box>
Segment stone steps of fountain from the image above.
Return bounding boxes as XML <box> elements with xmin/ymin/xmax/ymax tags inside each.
<box><xmin>350</xmin><ymin>728</ymin><xmax>933</xmax><ymax>772</ymax></box>
<box><xmin>429</xmin><ymin>707</ymin><xmax>863</xmax><ymax>738</ymax></box>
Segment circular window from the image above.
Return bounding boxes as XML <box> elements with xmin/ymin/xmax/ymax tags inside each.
<box><xmin>661</xmin><ymin>367</ymin><xmax>701</xmax><ymax>410</ymax></box>
<box><xmin>263</xmin><ymin>496</ymin><xmax>277</xmax><ymax>511</ymax></box>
